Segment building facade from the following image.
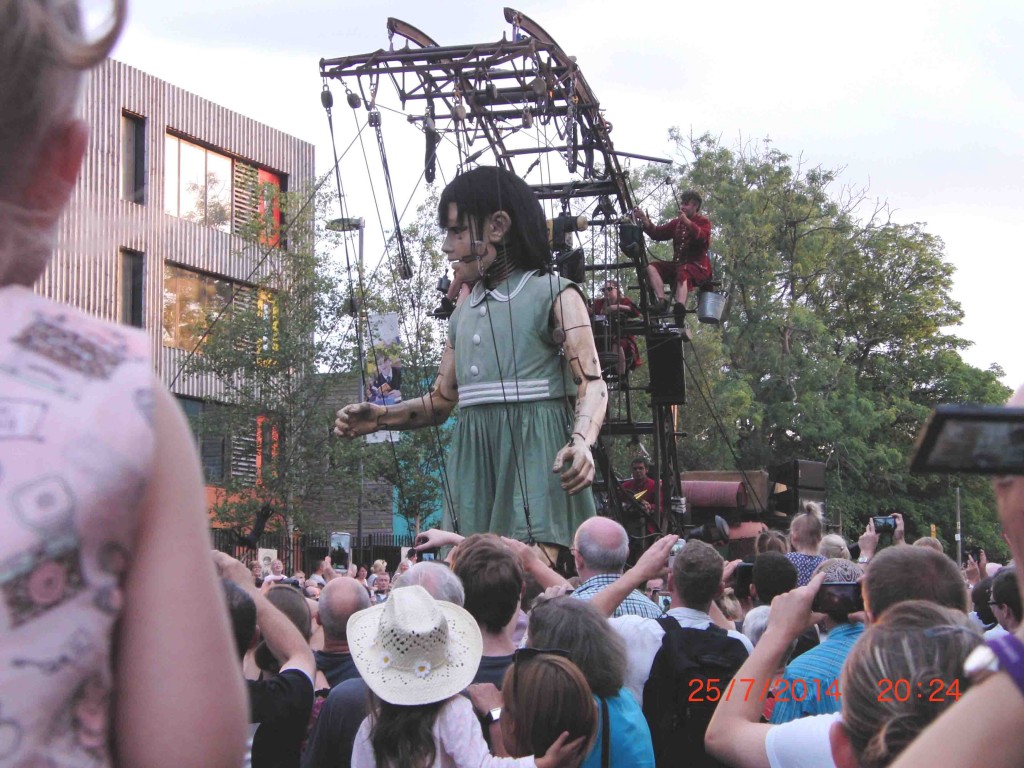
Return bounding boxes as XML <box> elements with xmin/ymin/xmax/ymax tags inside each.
<box><xmin>49</xmin><ymin>58</ymin><xmax>315</xmax><ymax>496</ymax></box>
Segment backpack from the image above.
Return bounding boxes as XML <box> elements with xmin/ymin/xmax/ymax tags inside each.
<box><xmin>641</xmin><ymin>617</ymin><xmax>749</xmax><ymax>768</ymax></box>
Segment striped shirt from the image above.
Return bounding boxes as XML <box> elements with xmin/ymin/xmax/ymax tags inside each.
<box><xmin>572</xmin><ymin>573</ymin><xmax>663</xmax><ymax>618</ymax></box>
<box><xmin>769</xmin><ymin>622</ymin><xmax>865</xmax><ymax>723</ymax></box>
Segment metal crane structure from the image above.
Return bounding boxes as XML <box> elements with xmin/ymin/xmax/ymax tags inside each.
<box><xmin>319</xmin><ymin>8</ymin><xmax>693</xmax><ymax>540</ymax></box>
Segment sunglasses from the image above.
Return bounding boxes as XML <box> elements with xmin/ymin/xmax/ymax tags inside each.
<box><xmin>513</xmin><ymin>647</ymin><xmax>571</xmax><ymax>665</ymax></box>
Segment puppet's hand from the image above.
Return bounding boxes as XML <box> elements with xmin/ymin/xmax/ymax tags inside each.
<box><xmin>334</xmin><ymin>402</ymin><xmax>385</xmax><ymax>437</ymax></box>
<box><xmin>553</xmin><ymin>439</ymin><xmax>595</xmax><ymax>495</ymax></box>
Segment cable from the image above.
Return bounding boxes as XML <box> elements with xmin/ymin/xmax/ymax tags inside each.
<box><xmin>685</xmin><ymin>340</ymin><xmax>766</xmax><ymax>512</ymax></box>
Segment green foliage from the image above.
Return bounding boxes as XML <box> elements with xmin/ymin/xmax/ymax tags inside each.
<box><xmin>178</xmin><ymin>179</ymin><xmax>356</xmax><ymax>530</ymax></box>
<box><xmin>645</xmin><ymin>133</ymin><xmax>1009</xmax><ymax>556</ymax></box>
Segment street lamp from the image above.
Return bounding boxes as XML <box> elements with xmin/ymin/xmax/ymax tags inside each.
<box><xmin>328</xmin><ymin>216</ymin><xmax>367</xmax><ymax>558</ymax></box>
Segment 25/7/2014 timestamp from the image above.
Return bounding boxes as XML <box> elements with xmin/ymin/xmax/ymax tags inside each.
<box><xmin>688</xmin><ymin>677</ymin><xmax>842</xmax><ymax>703</ymax></box>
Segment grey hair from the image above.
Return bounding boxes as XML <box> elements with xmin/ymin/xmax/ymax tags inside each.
<box><xmin>814</xmin><ymin>557</ymin><xmax>864</xmax><ymax>583</ymax></box>
<box><xmin>576</xmin><ymin>521</ymin><xmax>629</xmax><ymax>573</ymax></box>
<box><xmin>396</xmin><ymin>562</ymin><xmax>465</xmax><ymax>606</ymax></box>
<box><xmin>741</xmin><ymin>605</ymin><xmax>771</xmax><ymax>646</ymax></box>
<box><xmin>527</xmin><ymin>596</ymin><xmax>626</xmax><ymax>698</ymax></box>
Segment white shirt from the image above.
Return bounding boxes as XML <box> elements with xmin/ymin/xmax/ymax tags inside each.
<box><xmin>610</xmin><ymin>606</ymin><xmax>755</xmax><ymax>703</ymax></box>
<box><xmin>985</xmin><ymin>624</ymin><xmax>1010</xmax><ymax>641</ymax></box>
<box><xmin>765</xmin><ymin>712</ymin><xmax>839</xmax><ymax>768</ymax></box>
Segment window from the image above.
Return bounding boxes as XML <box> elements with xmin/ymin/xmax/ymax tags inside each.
<box><xmin>120</xmin><ymin>248</ymin><xmax>144</xmax><ymax>328</ymax></box>
<box><xmin>164</xmin><ymin>134</ymin><xmax>233</xmax><ymax>232</ymax></box>
<box><xmin>121</xmin><ymin>112</ymin><xmax>146</xmax><ymax>204</ymax></box>
<box><xmin>176</xmin><ymin>397</ymin><xmax>228</xmax><ymax>484</ymax></box>
<box><xmin>162</xmin><ymin>263</ymin><xmax>235</xmax><ymax>350</ymax></box>
<box><xmin>164</xmin><ymin>132</ymin><xmax>284</xmax><ymax>241</ymax></box>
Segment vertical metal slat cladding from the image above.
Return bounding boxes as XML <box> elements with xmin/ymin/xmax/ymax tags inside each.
<box><xmin>50</xmin><ymin>58</ymin><xmax>314</xmax><ymax>400</ymax></box>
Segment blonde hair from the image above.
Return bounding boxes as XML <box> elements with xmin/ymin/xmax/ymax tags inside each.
<box><xmin>789</xmin><ymin>502</ymin><xmax>824</xmax><ymax>550</ymax></box>
<box><xmin>0</xmin><ymin>0</ymin><xmax>125</xmax><ymax>283</ymax></box>
<box><xmin>819</xmin><ymin>533</ymin><xmax>850</xmax><ymax>560</ymax></box>
<box><xmin>1</xmin><ymin>0</ymin><xmax>125</xmax><ymax>189</ymax></box>
<box><xmin>755</xmin><ymin>529</ymin><xmax>789</xmax><ymax>555</ymax></box>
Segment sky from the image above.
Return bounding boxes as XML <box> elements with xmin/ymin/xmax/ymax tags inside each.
<box><xmin>108</xmin><ymin>0</ymin><xmax>1024</xmax><ymax>387</ymax></box>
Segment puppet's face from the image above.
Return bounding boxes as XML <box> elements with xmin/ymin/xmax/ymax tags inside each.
<box><xmin>441</xmin><ymin>202</ymin><xmax>508</xmax><ymax>283</ymax></box>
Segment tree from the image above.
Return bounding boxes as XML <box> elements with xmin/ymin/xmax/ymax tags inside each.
<box><xmin>646</xmin><ymin>133</ymin><xmax>1009</xmax><ymax>557</ymax></box>
<box><xmin>176</xmin><ymin>179</ymin><xmax>359</xmax><ymax>532</ymax></box>
<box><xmin>179</xmin><ymin>171</ymin><xmax>458</xmax><ymax>539</ymax></box>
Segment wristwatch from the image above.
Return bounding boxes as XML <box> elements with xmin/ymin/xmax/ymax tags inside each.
<box><xmin>483</xmin><ymin>707</ymin><xmax>502</xmax><ymax>725</ymax></box>
<box><xmin>964</xmin><ymin>633</ymin><xmax>1024</xmax><ymax>698</ymax></box>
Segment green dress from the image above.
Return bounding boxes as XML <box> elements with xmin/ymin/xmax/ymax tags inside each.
<box><xmin>444</xmin><ymin>270</ymin><xmax>596</xmax><ymax>548</ymax></box>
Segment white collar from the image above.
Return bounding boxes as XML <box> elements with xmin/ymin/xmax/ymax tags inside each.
<box><xmin>469</xmin><ymin>270</ymin><xmax>537</xmax><ymax>307</ymax></box>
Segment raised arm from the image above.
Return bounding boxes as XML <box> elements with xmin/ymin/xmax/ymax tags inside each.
<box><xmin>334</xmin><ymin>342</ymin><xmax>458</xmax><ymax>437</ymax></box>
<box><xmin>590</xmin><ymin>535</ymin><xmax>678</xmax><ymax>617</ymax></box>
<box><xmin>550</xmin><ymin>287</ymin><xmax>607</xmax><ymax>494</ymax></box>
<box><xmin>215</xmin><ymin>552</ymin><xmax>315</xmax><ymax>679</ymax></box>
<box><xmin>115</xmin><ymin>381</ymin><xmax>248</xmax><ymax>768</ymax></box>
<box><xmin>704</xmin><ymin>573</ymin><xmax>825</xmax><ymax>768</ymax></box>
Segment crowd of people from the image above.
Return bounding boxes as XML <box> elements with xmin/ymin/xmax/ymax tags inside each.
<box><xmin>5</xmin><ymin>1</ymin><xmax>1024</xmax><ymax>767</ymax></box>
<box><xmin>214</xmin><ymin>494</ymin><xmax>1024</xmax><ymax>768</ymax></box>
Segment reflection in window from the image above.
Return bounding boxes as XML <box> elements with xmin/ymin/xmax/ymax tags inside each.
<box><xmin>162</xmin><ymin>263</ymin><xmax>234</xmax><ymax>350</ymax></box>
<box><xmin>164</xmin><ymin>134</ymin><xmax>232</xmax><ymax>232</ymax></box>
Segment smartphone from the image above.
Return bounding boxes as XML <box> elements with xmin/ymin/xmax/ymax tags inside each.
<box><xmin>733</xmin><ymin>562</ymin><xmax>754</xmax><ymax>598</ymax></box>
<box><xmin>421</xmin><ymin>552</ymin><xmax>435</xmax><ymax>562</ymax></box>
<box><xmin>812</xmin><ymin>582</ymin><xmax>864</xmax><ymax>616</ymax></box>
<box><xmin>961</xmin><ymin>547</ymin><xmax>983</xmax><ymax>567</ymax></box>
<box><xmin>872</xmin><ymin>515</ymin><xmax>897</xmax><ymax>535</ymax></box>
<box><xmin>329</xmin><ymin>531</ymin><xmax>351</xmax><ymax>570</ymax></box>
<box><xmin>910</xmin><ymin>404</ymin><xmax>1024</xmax><ymax>474</ymax></box>
<box><xmin>668</xmin><ymin>539</ymin><xmax>686</xmax><ymax>570</ymax></box>
<box><xmin>658</xmin><ymin>593</ymin><xmax>671</xmax><ymax>612</ymax></box>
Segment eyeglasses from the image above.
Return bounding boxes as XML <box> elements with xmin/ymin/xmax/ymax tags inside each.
<box><xmin>602</xmin><ymin>286</ymin><xmax>615</xmax><ymax>292</ymax></box>
<box><xmin>513</xmin><ymin>647</ymin><xmax>571</xmax><ymax>665</ymax></box>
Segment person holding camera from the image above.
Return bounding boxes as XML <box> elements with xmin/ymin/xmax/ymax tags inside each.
<box><xmin>768</xmin><ymin>559</ymin><xmax>865</xmax><ymax>724</ymax></box>
<box><xmin>855</xmin><ymin>513</ymin><xmax>906</xmax><ymax>565</ymax></box>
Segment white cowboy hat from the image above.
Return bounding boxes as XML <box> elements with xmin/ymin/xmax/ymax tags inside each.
<box><xmin>347</xmin><ymin>584</ymin><xmax>482</xmax><ymax>705</ymax></box>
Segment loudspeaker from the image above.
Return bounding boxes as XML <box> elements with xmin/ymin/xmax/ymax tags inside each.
<box><xmin>769</xmin><ymin>460</ymin><xmax>826</xmax><ymax>490</ymax></box>
<box><xmin>770</xmin><ymin>488</ymin><xmax>826</xmax><ymax>516</ymax></box>
<box><xmin>647</xmin><ymin>329</ymin><xmax>685</xmax><ymax>405</ymax></box>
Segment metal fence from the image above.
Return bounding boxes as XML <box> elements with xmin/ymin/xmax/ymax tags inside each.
<box><xmin>210</xmin><ymin>529</ymin><xmax>415</xmax><ymax>577</ymax></box>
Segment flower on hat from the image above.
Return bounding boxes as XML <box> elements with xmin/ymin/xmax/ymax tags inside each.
<box><xmin>414</xmin><ymin>660</ymin><xmax>431</xmax><ymax>679</ymax></box>
<box><xmin>380</xmin><ymin>651</ymin><xmax>393</xmax><ymax>669</ymax></box>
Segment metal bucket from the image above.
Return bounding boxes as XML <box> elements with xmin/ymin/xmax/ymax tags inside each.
<box><xmin>697</xmin><ymin>290</ymin><xmax>727</xmax><ymax>324</ymax></box>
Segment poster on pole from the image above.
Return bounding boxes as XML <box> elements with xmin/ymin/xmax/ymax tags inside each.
<box><xmin>364</xmin><ymin>312</ymin><xmax>402</xmax><ymax>444</ymax></box>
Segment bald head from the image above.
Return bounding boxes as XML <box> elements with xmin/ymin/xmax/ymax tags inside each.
<box><xmin>575</xmin><ymin>516</ymin><xmax>629</xmax><ymax>576</ymax></box>
<box><xmin>317</xmin><ymin>577</ymin><xmax>371</xmax><ymax>642</ymax></box>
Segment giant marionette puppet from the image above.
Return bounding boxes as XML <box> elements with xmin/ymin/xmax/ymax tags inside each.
<box><xmin>334</xmin><ymin>166</ymin><xmax>606</xmax><ymax>552</ymax></box>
